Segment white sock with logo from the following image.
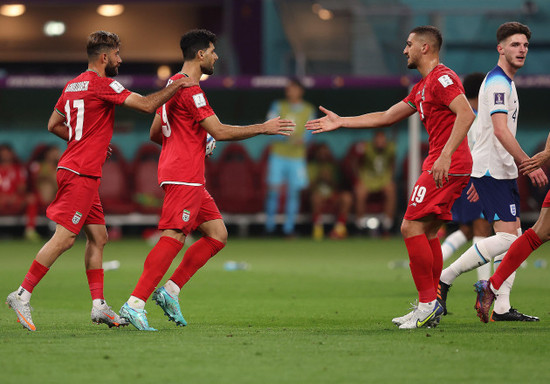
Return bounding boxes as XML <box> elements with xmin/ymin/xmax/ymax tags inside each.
<box><xmin>418</xmin><ymin>299</ymin><xmax>437</xmax><ymax>312</ymax></box>
<box><xmin>17</xmin><ymin>286</ymin><xmax>31</xmax><ymax>302</ymax></box>
<box><xmin>440</xmin><ymin>232</ymin><xmax>516</xmax><ymax>285</ymax></box>
<box><xmin>473</xmin><ymin>236</ymin><xmax>491</xmax><ymax>281</ymax></box>
<box><xmin>441</xmin><ymin>230</ymin><xmax>468</xmax><ymax>262</ymax></box>
<box><xmin>93</xmin><ymin>299</ymin><xmax>106</xmax><ymax>308</ymax></box>
<box><xmin>127</xmin><ymin>295</ymin><xmax>146</xmax><ymax>310</ymax></box>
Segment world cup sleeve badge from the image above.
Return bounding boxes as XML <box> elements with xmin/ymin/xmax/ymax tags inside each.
<box><xmin>182</xmin><ymin>209</ymin><xmax>191</xmax><ymax>222</ymax></box>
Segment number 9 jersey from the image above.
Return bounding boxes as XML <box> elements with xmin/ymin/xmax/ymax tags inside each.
<box><xmin>54</xmin><ymin>70</ymin><xmax>131</xmax><ymax>177</ymax></box>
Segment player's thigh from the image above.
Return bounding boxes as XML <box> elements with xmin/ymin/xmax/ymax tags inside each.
<box><xmin>267</xmin><ymin>154</ymin><xmax>285</xmax><ymax>187</ymax></box>
<box><xmin>287</xmin><ymin>158</ymin><xmax>308</xmax><ymax>191</ymax></box>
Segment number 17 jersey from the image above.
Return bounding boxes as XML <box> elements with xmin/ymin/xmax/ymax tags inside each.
<box><xmin>54</xmin><ymin>70</ymin><xmax>131</xmax><ymax>177</ymax></box>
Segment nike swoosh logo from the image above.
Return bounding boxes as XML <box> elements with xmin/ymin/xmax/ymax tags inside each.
<box><xmin>16</xmin><ymin>309</ymin><xmax>36</xmax><ymax>331</ymax></box>
<box><xmin>416</xmin><ymin>311</ymin><xmax>436</xmax><ymax>327</ymax></box>
<box><xmin>102</xmin><ymin>312</ymin><xmax>115</xmax><ymax>320</ymax></box>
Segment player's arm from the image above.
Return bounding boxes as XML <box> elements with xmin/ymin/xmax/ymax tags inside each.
<box><xmin>492</xmin><ymin>113</ymin><xmax>548</xmax><ymax>186</ymax></box>
<box><xmin>123</xmin><ymin>77</ymin><xmax>197</xmax><ymax>114</ymax></box>
<box><xmin>149</xmin><ymin>114</ymin><xmax>163</xmax><ymax>145</ymax></box>
<box><xmin>199</xmin><ymin>115</ymin><xmax>295</xmax><ymax>141</ymax></box>
<box><xmin>431</xmin><ymin>94</ymin><xmax>475</xmax><ymax>187</ymax></box>
<box><xmin>305</xmin><ymin>101</ymin><xmax>415</xmax><ymax>134</ymax></box>
<box><xmin>519</xmin><ymin>132</ymin><xmax>550</xmax><ymax>175</ymax></box>
<box><xmin>47</xmin><ymin>110</ymin><xmax>69</xmax><ymax>141</ymax></box>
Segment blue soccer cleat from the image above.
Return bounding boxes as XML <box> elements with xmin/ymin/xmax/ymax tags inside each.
<box><xmin>152</xmin><ymin>287</ymin><xmax>187</xmax><ymax>327</ymax></box>
<box><xmin>119</xmin><ymin>303</ymin><xmax>157</xmax><ymax>331</ymax></box>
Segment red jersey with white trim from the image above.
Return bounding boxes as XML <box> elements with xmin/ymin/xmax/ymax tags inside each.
<box><xmin>403</xmin><ymin>64</ymin><xmax>472</xmax><ymax>174</ymax></box>
<box><xmin>54</xmin><ymin>70</ymin><xmax>131</xmax><ymax>177</ymax></box>
<box><xmin>157</xmin><ymin>73</ymin><xmax>215</xmax><ymax>185</ymax></box>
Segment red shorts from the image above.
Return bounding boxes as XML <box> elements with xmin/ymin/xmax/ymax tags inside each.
<box><xmin>158</xmin><ymin>184</ymin><xmax>222</xmax><ymax>235</ymax></box>
<box><xmin>404</xmin><ymin>171</ymin><xmax>469</xmax><ymax>221</ymax></box>
<box><xmin>47</xmin><ymin>169</ymin><xmax>105</xmax><ymax>234</ymax></box>
<box><xmin>543</xmin><ymin>190</ymin><xmax>550</xmax><ymax>208</ymax></box>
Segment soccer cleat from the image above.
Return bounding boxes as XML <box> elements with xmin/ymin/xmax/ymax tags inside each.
<box><xmin>119</xmin><ymin>303</ymin><xmax>157</xmax><ymax>331</ymax></box>
<box><xmin>490</xmin><ymin>308</ymin><xmax>540</xmax><ymax>322</ymax></box>
<box><xmin>91</xmin><ymin>303</ymin><xmax>129</xmax><ymax>328</ymax></box>
<box><xmin>392</xmin><ymin>301</ymin><xmax>418</xmax><ymax>326</ymax></box>
<box><xmin>6</xmin><ymin>291</ymin><xmax>36</xmax><ymax>331</ymax></box>
<box><xmin>329</xmin><ymin>222</ymin><xmax>348</xmax><ymax>240</ymax></box>
<box><xmin>398</xmin><ymin>301</ymin><xmax>444</xmax><ymax>329</ymax></box>
<box><xmin>152</xmin><ymin>287</ymin><xmax>187</xmax><ymax>327</ymax></box>
<box><xmin>474</xmin><ymin>280</ymin><xmax>496</xmax><ymax>323</ymax></box>
<box><xmin>436</xmin><ymin>281</ymin><xmax>451</xmax><ymax>315</ymax></box>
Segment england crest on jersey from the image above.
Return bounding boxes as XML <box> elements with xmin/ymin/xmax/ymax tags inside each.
<box><xmin>510</xmin><ymin>204</ymin><xmax>516</xmax><ymax>216</ymax></box>
<box><xmin>72</xmin><ymin>211</ymin><xmax>83</xmax><ymax>224</ymax></box>
<box><xmin>182</xmin><ymin>209</ymin><xmax>191</xmax><ymax>222</ymax></box>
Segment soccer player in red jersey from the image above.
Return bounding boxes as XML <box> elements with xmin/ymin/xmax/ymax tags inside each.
<box><xmin>475</xmin><ymin>133</ymin><xmax>550</xmax><ymax>322</ymax></box>
<box><xmin>5</xmin><ymin>31</ymin><xmax>196</xmax><ymax>331</ymax></box>
<box><xmin>306</xmin><ymin>26</ymin><xmax>475</xmax><ymax>329</ymax></box>
<box><xmin>119</xmin><ymin>29</ymin><xmax>295</xmax><ymax>331</ymax></box>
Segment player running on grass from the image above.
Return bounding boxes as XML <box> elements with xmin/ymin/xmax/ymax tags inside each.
<box><xmin>437</xmin><ymin>22</ymin><xmax>546</xmax><ymax>322</ymax></box>
<box><xmin>306</xmin><ymin>25</ymin><xmax>475</xmax><ymax>329</ymax></box>
<box><xmin>119</xmin><ymin>29</ymin><xmax>295</xmax><ymax>331</ymax></box>
<box><xmin>475</xmin><ymin>132</ymin><xmax>550</xmax><ymax>322</ymax></box>
<box><xmin>5</xmin><ymin>31</ymin><xmax>196</xmax><ymax>331</ymax></box>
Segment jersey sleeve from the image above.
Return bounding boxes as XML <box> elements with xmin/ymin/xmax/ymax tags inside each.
<box><xmin>403</xmin><ymin>83</ymin><xmax>419</xmax><ymax>110</ymax></box>
<box><xmin>54</xmin><ymin>93</ymin><xmax>66</xmax><ymax>117</ymax></box>
<box><xmin>181</xmin><ymin>87</ymin><xmax>215</xmax><ymax>122</ymax></box>
<box><xmin>95</xmin><ymin>77</ymin><xmax>132</xmax><ymax>105</ymax></box>
<box><xmin>484</xmin><ymin>75</ymin><xmax>511</xmax><ymax>115</ymax></box>
<box><xmin>432</xmin><ymin>72</ymin><xmax>464</xmax><ymax>107</ymax></box>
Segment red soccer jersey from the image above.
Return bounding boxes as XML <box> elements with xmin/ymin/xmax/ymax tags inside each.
<box><xmin>157</xmin><ymin>73</ymin><xmax>215</xmax><ymax>185</ymax></box>
<box><xmin>403</xmin><ymin>64</ymin><xmax>472</xmax><ymax>174</ymax></box>
<box><xmin>54</xmin><ymin>70</ymin><xmax>131</xmax><ymax>177</ymax></box>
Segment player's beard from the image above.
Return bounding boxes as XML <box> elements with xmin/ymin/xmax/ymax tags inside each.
<box><xmin>201</xmin><ymin>63</ymin><xmax>214</xmax><ymax>76</ymax></box>
<box><xmin>105</xmin><ymin>60</ymin><xmax>119</xmax><ymax>77</ymax></box>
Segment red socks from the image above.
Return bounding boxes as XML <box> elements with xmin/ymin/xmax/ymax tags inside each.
<box><xmin>86</xmin><ymin>269</ymin><xmax>104</xmax><ymax>300</ymax></box>
<box><xmin>131</xmin><ymin>236</ymin><xmax>184</xmax><ymax>301</ymax></box>
<box><xmin>170</xmin><ymin>236</ymin><xmax>225</xmax><ymax>288</ymax></box>
<box><xmin>490</xmin><ymin>228</ymin><xmax>542</xmax><ymax>290</ymax></box>
<box><xmin>21</xmin><ymin>260</ymin><xmax>49</xmax><ymax>293</ymax></box>
<box><xmin>404</xmin><ymin>234</ymin><xmax>437</xmax><ymax>303</ymax></box>
<box><xmin>428</xmin><ymin>237</ymin><xmax>443</xmax><ymax>292</ymax></box>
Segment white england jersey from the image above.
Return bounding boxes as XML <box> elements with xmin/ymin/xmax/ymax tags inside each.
<box><xmin>471</xmin><ymin>65</ymin><xmax>518</xmax><ymax>179</ymax></box>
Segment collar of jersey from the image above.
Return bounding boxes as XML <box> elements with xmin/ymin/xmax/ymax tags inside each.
<box><xmin>86</xmin><ymin>69</ymin><xmax>101</xmax><ymax>77</ymax></box>
<box><xmin>178</xmin><ymin>72</ymin><xmax>190</xmax><ymax>77</ymax></box>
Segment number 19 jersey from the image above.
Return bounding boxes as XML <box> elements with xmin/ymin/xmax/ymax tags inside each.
<box><xmin>157</xmin><ymin>73</ymin><xmax>215</xmax><ymax>186</ymax></box>
<box><xmin>54</xmin><ymin>70</ymin><xmax>131</xmax><ymax>177</ymax></box>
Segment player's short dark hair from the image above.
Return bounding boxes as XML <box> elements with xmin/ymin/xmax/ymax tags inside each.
<box><xmin>87</xmin><ymin>31</ymin><xmax>120</xmax><ymax>59</ymax></box>
<box><xmin>463</xmin><ymin>72</ymin><xmax>485</xmax><ymax>99</ymax></box>
<box><xmin>180</xmin><ymin>29</ymin><xmax>217</xmax><ymax>61</ymax></box>
<box><xmin>497</xmin><ymin>22</ymin><xmax>531</xmax><ymax>43</ymax></box>
<box><xmin>410</xmin><ymin>25</ymin><xmax>442</xmax><ymax>51</ymax></box>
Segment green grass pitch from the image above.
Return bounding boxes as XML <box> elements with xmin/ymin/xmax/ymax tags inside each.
<box><xmin>1</xmin><ymin>236</ymin><xmax>550</xmax><ymax>383</ymax></box>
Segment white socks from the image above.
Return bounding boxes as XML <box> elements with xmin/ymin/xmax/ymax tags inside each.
<box><xmin>164</xmin><ymin>280</ymin><xmax>180</xmax><ymax>297</ymax></box>
<box><xmin>418</xmin><ymin>300</ymin><xmax>437</xmax><ymax>312</ymax></box>
<box><xmin>473</xmin><ymin>236</ymin><xmax>491</xmax><ymax>281</ymax></box>
<box><xmin>93</xmin><ymin>299</ymin><xmax>106</xmax><ymax>308</ymax></box>
<box><xmin>17</xmin><ymin>286</ymin><xmax>31</xmax><ymax>302</ymax></box>
<box><xmin>493</xmin><ymin>253</ymin><xmax>516</xmax><ymax>314</ymax></box>
<box><xmin>441</xmin><ymin>230</ymin><xmax>468</xmax><ymax>261</ymax></box>
<box><xmin>127</xmin><ymin>295</ymin><xmax>146</xmax><ymax>310</ymax></box>
<box><xmin>440</xmin><ymin>232</ymin><xmax>517</xmax><ymax>285</ymax></box>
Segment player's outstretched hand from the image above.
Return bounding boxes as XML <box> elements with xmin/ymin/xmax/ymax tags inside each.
<box><xmin>264</xmin><ymin>117</ymin><xmax>295</xmax><ymax>136</ymax></box>
<box><xmin>430</xmin><ymin>154</ymin><xmax>451</xmax><ymax>188</ymax></box>
<box><xmin>466</xmin><ymin>183</ymin><xmax>479</xmax><ymax>202</ymax></box>
<box><xmin>305</xmin><ymin>106</ymin><xmax>341</xmax><ymax>134</ymax></box>
<box><xmin>174</xmin><ymin>77</ymin><xmax>198</xmax><ymax>89</ymax></box>
<box><xmin>519</xmin><ymin>150</ymin><xmax>550</xmax><ymax>175</ymax></box>
<box><xmin>526</xmin><ymin>167</ymin><xmax>548</xmax><ymax>188</ymax></box>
